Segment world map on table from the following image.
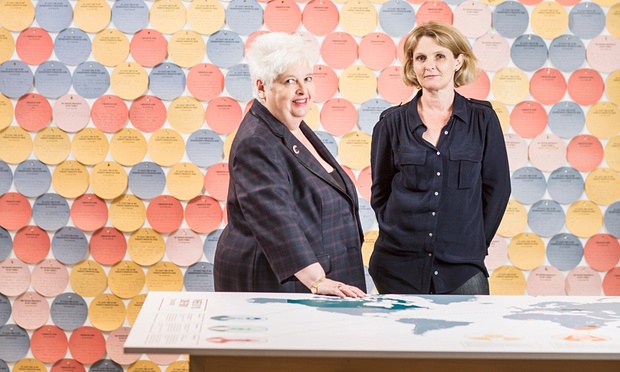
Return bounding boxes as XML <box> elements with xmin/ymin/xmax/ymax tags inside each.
<box><xmin>249</xmin><ymin>295</ymin><xmax>620</xmax><ymax>336</ymax></box>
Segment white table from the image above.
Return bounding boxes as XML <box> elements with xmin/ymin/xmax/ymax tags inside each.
<box><xmin>125</xmin><ymin>291</ymin><xmax>620</xmax><ymax>372</ymax></box>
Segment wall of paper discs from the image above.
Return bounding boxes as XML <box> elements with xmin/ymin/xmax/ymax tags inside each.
<box><xmin>0</xmin><ymin>0</ymin><xmax>620</xmax><ymax>370</ymax></box>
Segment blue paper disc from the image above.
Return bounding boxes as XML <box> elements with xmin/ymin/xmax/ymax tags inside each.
<box><xmin>0</xmin><ymin>160</ymin><xmax>13</xmax><ymax>195</ymax></box>
<box><xmin>314</xmin><ymin>131</ymin><xmax>338</xmax><ymax>158</ymax></box>
<box><xmin>0</xmin><ymin>294</ymin><xmax>10</xmax><ymax>327</ymax></box>
<box><xmin>34</xmin><ymin>60</ymin><xmax>72</xmax><ymax>99</ymax></box>
<box><xmin>186</xmin><ymin>130</ymin><xmax>224</xmax><ymax>168</ymax></box>
<box><xmin>225</xmin><ymin>63</ymin><xmax>252</xmax><ymax>102</ymax></box>
<box><xmin>149</xmin><ymin>62</ymin><xmax>186</xmax><ymax>101</ymax></box>
<box><xmin>511</xmin><ymin>34</ymin><xmax>548</xmax><ymax>72</ymax></box>
<box><xmin>548</xmin><ymin>101</ymin><xmax>585</xmax><ymax>139</ymax></box>
<box><xmin>206</xmin><ymin>30</ymin><xmax>244</xmax><ymax>69</ymax></box>
<box><xmin>112</xmin><ymin>0</ymin><xmax>149</xmax><ymax>34</ymax></box>
<box><xmin>492</xmin><ymin>1</ymin><xmax>529</xmax><ymax>39</ymax></box>
<box><xmin>51</xmin><ymin>226</ymin><xmax>89</xmax><ymax>264</ymax></box>
<box><xmin>203</xmin><ymin>229</ymin><xmax>222</xmax><ymax>263</ymax></box>
<box><xmin>54</xmin><ymin>28</ymin><xmax>92</xmax><ymax>66</ymax></box>
<box><xmin>510</xmin><ymin>166</ymin><xmax>547</xmax><ymax>205</ymax></box>
<box><xmin>547</xmin><ymin>233</ymin><xmax>583</xmax><ymax>271</ymax></box>
<box><xmin>184</xmin><ymin>261</ymin><xmax>214</xmax><ymax>292</ymax></box>
<box><xmin>604</xmin><ymin>201</ymin><xmax>620</xmax><ymax>238</ymax></box>
<box><xmin>547</xmin><ymin>167</ymin><xmax>584</xmax><ymax>205</ymax></box>
<box><xmin>50</xmin><ymin>292</ymin><xmax>88</xmax><ymax>331</ymax></box>
<box><xmin>90</xmin><ymin>359</ymin><xmax>124</xmax><ymax>372</ymax></box>
<box><xmin>549</xmin><ymin>35</ymin><xmax>586</xmax><ymax>73</ymax></box>
<box><xmin>0</xmin><ymin>227</ymin><xmax>11</xmax><ymax>262</ymax></box>
<box><xmin>128</xmin><ymin>161</ymin><xmax>166</xmax><ymax>200</ymax></box>
<box><xmin>225</xmin><ymin>0</ymin><xmax>263</xmax><ymax>36</ymax></box>
<box><xmin>358</xmin><ymin>197</ymin><xmax>376</xmax><ymax>232</ymax></box>
<box><xmin>72</xmin><ymin>61</ymin><xmax>110</xmax><ymax>99</ymax></box>
<box><xmin>379</xmin><ymin>0</ymin><xmax>416</xmax><ymax>38</ymax></box>
<box><xmin>0</xmin><ymin>60</ymin><xmax>33</xmax><ymax>98</ymax></box>
<box><xmin>32</xmin><ymin>193</ymin><xmax>71</xmax><ymax>231</ymax></box>
<box><xmin>35</xmin><ymin>0</ymin><xmax>73</xmax><ymax>32</ymax></box>
<box><xmin>0</xmin><ymin>324</ymin><xmax>30</xmax><ymax>362</ymax></box>
<box><xmin>358</xmin><ymin>99</ymin><xmax>391</xmax><ymax>136</ymax></box>
<box><xmin>528</xmin><ymin>199</ymin><xmax>565</xmax><ymax>238</ymax></box>
<box><xmin>14</xmin><ymin>159</ymin><xmax>52</xmax><ymax>198</ymax></box>
<box><xmin>568</xmin><ymin>2</ymin><xmax>605</xmax><ymax>40</ymax></box>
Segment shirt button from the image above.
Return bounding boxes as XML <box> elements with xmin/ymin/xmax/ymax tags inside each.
<box><xmin>431</xmin><ymin>212</ymin><xmax>436</xmax><ymax>216</ymax></box>
<box><xmin>436</xmin><ymin>172</ymin><xmax>441</xmax><ymax>176</ymax></box>
<box><xmin>434</xmin><ymin>271</ymin><xmax>439</xmax><ymax>275</ymax></box>
<box><xmin>428</xmin><ymin>253</ymin><xmax>432</xmax><ymax>257</ymax></box>
<box><xmin>444</xmin><ymin>130</ymin><xmax>449</xmax><ymax>135</ymax></box>
<box><xmin>429</xmin><ymin>233</ymin><xmax>433</xmax><ymax>237</ymax></box>
<box><xmin>436</xmin><ymin>151</ymin><xmax>441</xmax><ymax>156</ymax></box>
<box><xmin>434</xmin><ymin>191</ymin><xmax>439</xmax><ymax>196</ymax></box>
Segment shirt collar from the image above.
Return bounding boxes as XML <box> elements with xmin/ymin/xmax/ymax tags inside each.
<box><xmin>407</xmin><ymin>90</ymin><xmax>471</xmax><ymax>131</ymax></box>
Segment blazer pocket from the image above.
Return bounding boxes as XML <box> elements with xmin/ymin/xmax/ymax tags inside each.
<box><xmin>449</xmin><ymin>147</ymin><xmax>482</xmax><ymax>189</ymax></box>
<box><xmin>398</xmin><ymin>150</ymin><xmax>429</xmax><ymax>191</ymax></box>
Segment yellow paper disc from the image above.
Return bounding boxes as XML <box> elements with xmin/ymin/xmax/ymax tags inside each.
<box><xmin>606</xmin><ymin>70</ymin><xmax>620</xmax><ymax>106</ymax></box>
<box><xmin>128</xmin><ymin>360</ymin><xmax>159</xmax><ymax>372</ymax></box>
<box><xmin>338</xmin><ymin>131</ymin><xmax>371</xmax><ymax>170</ymax></box>
<box><xmin>339</xmin><ymin>65</ymin><xmax>377</xmax><ymax>104</ymax></box>
<box><xmin>0</xmin><ymin>28</ymin><xmax>15</xmax><ymax>64</ymax></box>
<box><xmin>126</xmin><ymin>293</ymin><xmax>147</xmax><ymax>326</ymax></box>
<box><xmin>165</xmin><ymin>361</ymin><xmax>189</xmax><ymax>372</ymax></box>
<box><xmin>92</xmin><ymin>28</ymin><xmax>130</xmax><ymax>67</ymax></box>
<box><xmin>489</xmin><ymin>100</ymin><xmax>510</xmax><ymax>132</ymax></box>
<box><xmin>304</xmin><ymin>102</ymin><xmax>319</xmax><ymax>130</ymax></box>
<box><xmin>145</xmin><ymin>261</ymin><xmax>184</xmax><ymax>291</ymax></box>
<box><xmin>223</xmin><ymin>129</ymin><xmax>236</xmax><ymax>161</ymax></box>
<box><xmin>187</xmin><ymin>0</ymin><xmax>225</xmax><ymax>35</ymax></box>
<box><xmin>147</xmin><ymin>128</ymin><xmax>186</xmax><ymax>166</ymax></box>
<box><xmin>167</xmin><ymin>96</ymin><xmax>205</xmax><ymax>134</ymax></box>
<box><xmin>339</xmin><ymin>0</ymin><xmax>378</xmax><ymax>37</ymax></box>
<box><xmin>167</xmin><ymin>162</ymin><xmax>204</xmax><ymax>201</ymax></box>
<box><xmin>71</xmin><ymin>127</ymin><xmax>109</xmax><ymax>166</ymax></box>
<box><xmin>168</xmin><ymin>30</ymin><xmax>206</xmax><ymax>68</ymax></box>
<box><xmin>607</xmin><ymin>4</ymin><xmax>620</xmax><ymax>39</ymax></box>
<box><xmin>491</xmin><ymin>67</ymin><xmax>529</xmax><ymax>105</ymax></box>
<box><xmin>566</xmin><ymin>200</ymin><xmax>603</xmax><ymax>238</ymax></box>
<box><xmin>605</xmin><ymin>136</ymin><xmax>620</xmax><ymax>171</ymax></box>
<box><xmin>127</xmin><ymin>228</ymin><xmax>166</xmax><ymax>266</ymax></box>
<box><xmin>489</xmin><ymin>265</ymin><xmax>526</xmax><ymax>295</ymax></box>
<box><xmin>361</xmin><ymin>230</ymin><xmax>378</xmax><ymax>267</ymax></box>
<box><xmin>0</xmin><ymin>125</ymin><xmax>33</xmax><ymax>164</ymax></box>
<box><xmin>0</xmin><ymin>94</ymin><xmax>13</xmax><ymax>131</ymax></box>
<box><xmin>150</xmin><ymin>0</ymin><xmax>187</xmax><ymax>35</ymax></box>
<box><xmin>90</xmin><ymin>161</ymin><xmax>128</xmax><ymax>200</ymax></box>
<box><xmin>585</xmin><ymin>101</ymin><xmax>620</xmax><ymax>139</ymax></box>
<box><xmin>13</xmin><ymin>359</ymin><xmax>45</xmax><ymax>372</ymax></box>
<box><xmin>110</xmin><ymin>62</ymin><xmax>149</xmax><ymax>100</ymax></box>
<box><xmin>88</xmin><ymin>293</ymin><xmax>127</xmax><ymax>331</ymax></box>
<box><xmin>73</xmin><ymin>0</ymin><xmax>111</xmax><ymax>33</ymax></box>
<box><xmin>110</xmin><ymin>128</ymin><xmax>147</xmax><ymax>166</ymax></box>
<box><xmin>0</xmin><ymin>0</ymin><xmax>35</xmax><ymax>32</ymax></box>
<box><xmin>507</xmin><ymin>233</ymin><xmax>546</xmax><ymax>271</ymax></box>
<box><xmin>109</xmin><ymin>194</ymin><xmax>146</xmax><ymax>232</ymax></box>
<box><xmin>33</xmin><ymin>126</ymin><xmax>70</xmax><ymax>165</ymax></box>
<box><xmin>530</xmin><ymin>1</ymin><xmax>568</xmax><ymax>40</ymax></box>
<box><xmin>497</xmin><ymin>199</ymin><xmax>528</xmax><ymax>237</ymax></box>
<box><xmin>69</xmin><ymin>259</ymin><xmax>107</xmax><ymax>297</ymax></box>
<box><xmin>595</xmin><ymin>0</ymin><xmax>618</xmax><ymax>7</ymax></box>
<box><xmin>52</xmin><ymin>160</ymin><xmax>90</xmax><ymax>198</ymax></box>
<box><xmin>108</xmin><ymin>260</ymin><xmax>146</xmax><ymax>299</ymax></box>
<box><xmin>584</xmin><ymin>168</ymin><xmax>620</xmax><ymax>205</ymax></box>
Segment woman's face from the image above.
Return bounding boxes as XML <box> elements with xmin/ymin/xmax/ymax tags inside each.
<box><xmin>260</xmin><ymin>63</ymin><xmax>314</xmax><ymax>128</ymax></box>
<box><xmin>412</xmin><ymin>36</ymin><xmax>463</xmax><ymax>93</ymax></box>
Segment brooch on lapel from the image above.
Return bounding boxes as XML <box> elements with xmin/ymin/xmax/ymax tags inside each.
<box><xmin>292</xmin><ymin>145</ymin><xmax>300</xmax><ymax>154</ymax></box>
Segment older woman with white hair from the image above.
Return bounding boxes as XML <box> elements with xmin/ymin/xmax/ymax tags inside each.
<box><xmin>214</xmin><ymin>32</ymin><xmax>366</xmax><ymax>298</ymax></box>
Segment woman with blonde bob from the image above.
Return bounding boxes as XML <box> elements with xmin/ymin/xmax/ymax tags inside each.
<box><xmin>369</xmin><ymin>21</ymin><xmax>511</xmax><ymax>295</ymax></box>
<box><xmin>214</xmin><ymin>32</ymin><xmax>366</xmax><ymax>298</ymax></box>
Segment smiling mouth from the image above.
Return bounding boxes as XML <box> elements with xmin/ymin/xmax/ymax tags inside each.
<box><xmin>293</xmin><ymin>98</ymin><xmax>308</xmax><ymax>104</ymax></box>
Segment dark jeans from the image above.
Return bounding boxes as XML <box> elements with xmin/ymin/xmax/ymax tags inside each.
<box><xmin>432</xmin><ymin>271</ymin><xmax>489</xmax><ymax>295</ymax></box>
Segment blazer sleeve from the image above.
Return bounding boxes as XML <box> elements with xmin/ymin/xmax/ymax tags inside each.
<box><xmin>231</xmin><ymin>134</ymin><xmax>317</xmax><ymax>283</ymax></box>
<box><xmin>480</xmin><ymin>109</ymin><xmax>511</xmax><ymax>248</ymax></box>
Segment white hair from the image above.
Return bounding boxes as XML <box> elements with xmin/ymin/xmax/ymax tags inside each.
<box><xmin>246</xmin><ymin>32</ymin><xmax>318</xmax><ymax>99</ymax></box>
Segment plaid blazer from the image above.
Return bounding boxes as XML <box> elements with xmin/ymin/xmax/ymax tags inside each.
<box><xmin>214</xmin><ymin>100</ymin><xmax>366</xmax><ymax>293</ymax></box>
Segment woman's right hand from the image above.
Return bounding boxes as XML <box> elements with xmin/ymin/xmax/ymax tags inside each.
<box><xmin>315</xmin><ymin>278</ymin><xmax>366</xmax><ymax>298</ymax></box>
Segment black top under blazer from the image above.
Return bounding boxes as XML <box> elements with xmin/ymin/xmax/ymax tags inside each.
<box><xmin>214</xmin><ymin>100</ymin><xmax>366</xmax><ymax>293</ymax></box>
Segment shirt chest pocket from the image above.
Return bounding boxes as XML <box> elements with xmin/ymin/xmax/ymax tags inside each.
<box><xmin>398</xmin><ymin>150</ymin><xmax>429</xmax><ymax>191</ymax></box>
<box><xmin>448</xmin><ymin>147</ymin><xmax>482</xmax><ymax>189</ymax></box>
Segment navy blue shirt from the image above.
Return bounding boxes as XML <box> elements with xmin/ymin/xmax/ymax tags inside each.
<box><xmin>369</xmin><ymin>90</ymin><xmax>511</xmax><ymax>294</ymax></box>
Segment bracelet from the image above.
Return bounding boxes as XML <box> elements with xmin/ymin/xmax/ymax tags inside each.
<box><xmin>310</xmin><ymin>277</ymin><xmax>326</xmax><ymax>294</ymax></box>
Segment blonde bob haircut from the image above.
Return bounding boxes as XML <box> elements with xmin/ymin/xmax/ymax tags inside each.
<box><xmin>246</xmin><ymin>32</ymin><xmax>319</xmax><ymax>100</ymax></box>
<box><xmin>402</xmin><ymin>21</ymin><xmax>478</xmax><ymax>89</ymax></box>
